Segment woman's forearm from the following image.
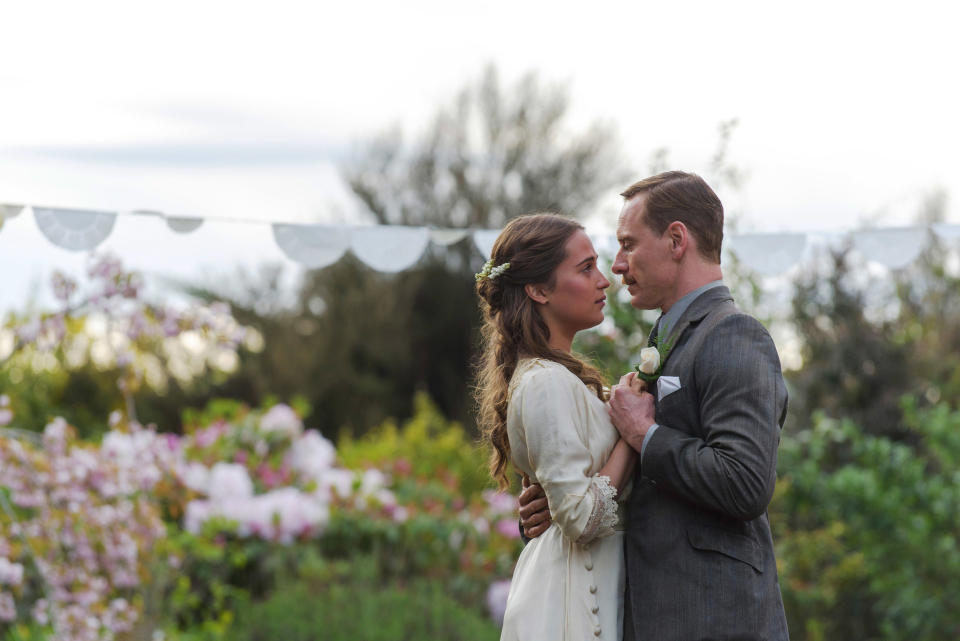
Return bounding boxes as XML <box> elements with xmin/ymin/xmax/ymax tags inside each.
<box><xmin>598</xmin><ymin>438</ymin><xmax>636</xmax><ymax>494</ymax></box>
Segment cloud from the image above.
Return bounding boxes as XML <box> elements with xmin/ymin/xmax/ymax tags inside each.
<box><xmin>8</xmin><ymin>141</ymin><xmax>347</xmax><ymax>167</ymax></box>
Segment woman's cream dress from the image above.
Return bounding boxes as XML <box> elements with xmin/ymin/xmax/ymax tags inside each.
<box><xmin>500</xmin><ymin>358</ymin><xmax>627</xmax><ymax>641</ymax></box>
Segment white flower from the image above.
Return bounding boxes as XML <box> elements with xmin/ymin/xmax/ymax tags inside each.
<box><xmin>0</xmin><ymin>558</ymin><xmax>24</xmax><ymax>586</ymax></box>
<box><xmin>207</xmin><ymin>463</ymin><xmax>253</xmax><ymax>501</ymax></box>
<box><xmin>288</xmin><ymin>431</ymin><xmax>335</xmax><ymax>481</ymax></box>
<box><xmin>259</xmin><ymin>404</ymin><xmax>303</xmax><ymax>438</ymax></box>
<box><xmin>183</xmin><ymin>500</ymin><xmax>212</xmax><ymax>534</ymax></box>
<box><xmin>178</xmin><ymin>462</ymin><xmax>211</xmax><ymax>493</ymax></box>
<box><xmin>638</xmin><ymin>346</ymin><xmax>660</xmax><ymax>375</ymax></box>
<box><xmin>101</xmin><ymin>431</ymin><xmax>135</xmax><ymax>462</ymax></box>
<box><xmin>319</xmin><ymin>468</ymin><xmax>357</xmax><ymax>499</ymax></box>
<box><xmin>360</xmin><ymin>468</ymin><xmax>388</xmax><ymax>494</ymax></box>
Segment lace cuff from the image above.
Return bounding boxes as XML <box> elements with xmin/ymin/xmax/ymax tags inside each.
<box><xmin>575</xmin><ymin>474</ymin><xmax>619</xmax><ymax>545</ymax></box>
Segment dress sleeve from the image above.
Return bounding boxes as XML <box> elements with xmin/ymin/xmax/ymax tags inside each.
<box><xmin>519</xmin><ymin>367</ymin><xmax>619</xmax><ymax>545</ymax></box>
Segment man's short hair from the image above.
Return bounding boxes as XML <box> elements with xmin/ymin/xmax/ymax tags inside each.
<box><xmin>621</xmin><ymin>171</ymin><xmax>724</xmax><ymax>263</ymax></box>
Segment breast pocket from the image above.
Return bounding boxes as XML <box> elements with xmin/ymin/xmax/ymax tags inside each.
<box><xmin>654</xmin><ymin>383</ymin><xmax>694</xmax><ymax>426</ymax></box>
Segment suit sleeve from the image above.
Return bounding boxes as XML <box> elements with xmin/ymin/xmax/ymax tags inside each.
<box><xmin>641</xmin><ymin>314</ymin><xmax>787</xmax><ymax>521</ymax></box>
<box><xmin>520</xmin><ymin>367</ymin><xmax>619</xmax><ymax>544</ymax></box>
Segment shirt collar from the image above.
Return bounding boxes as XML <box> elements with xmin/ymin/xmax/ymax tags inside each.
<box><xmin>659</xmin><ymin>279</ymin><xmax>725</xmax><ymax>336</ymax></box>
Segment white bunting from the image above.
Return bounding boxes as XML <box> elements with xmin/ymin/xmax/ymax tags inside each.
<box><xmin>350</xmin><ymin>226</ymin><xmax>430</xmax><ymax>272</ymax></box>
<box><xmin>726</xmin><ymin>233</ymin><xmax>808</xmax><ymax>276</ymax></box>
<box><xmin>33</xmin><ymin>207</ymin><xmax>117</xmax><ymax>251</ymax></box>
<box><xmin>0</xmin><ymin>200</ymin><xmax>953</xmax><ymax>274</ymax></box>
<box><xmin>166</xmin><ymin>217</ymin><xmax>205</xmax><ymax>233</ymax></box>
<box><xmin>429</xmin><ymin>229</ymin><xmax>470</xmax><ymax>246</ymax></box>
<box><xmin>932</xmin><ymin>223</ymin><xmax>960</xmax><ymax>242</ymax></box>
<box><xmin>272</xmin><ymin>224</ymin><xmax>352</xmax><ymax>269</ymax></box>
<box><xmin>0</xmin><ymin>204</ymin><xmax>24</xmax><ymax>220</ymax></box>
<box><xmin>852</xmin><ymin>227</ymin><xmax>929</xmax><ymax>269</ymax></box>
<box><xmin>472</xmin><ymin>230</ymin><xmax>500</xmax><ymax>259</ymax></box>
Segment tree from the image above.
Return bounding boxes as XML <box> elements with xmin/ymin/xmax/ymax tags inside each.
<box><xmin>344</xmin><ymin>64</ymin><xmax>627</xmax><ymax>228</ymax></box>
<box><xmin>186</xmin><ymin>65</ymin><xmax>631</xmax><ymax>437</ymax></box>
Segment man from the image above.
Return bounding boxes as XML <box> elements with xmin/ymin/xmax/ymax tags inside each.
<box><xmin>519</xmin><ymin>171</ymin><xmax>789</xmax><ymax>640</ymax></box>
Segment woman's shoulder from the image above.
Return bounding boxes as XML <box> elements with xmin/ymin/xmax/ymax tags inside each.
<box><xmin>509</xmin><ymin>358</ymin><xmax>586</xmax><ymax>397</ymax></box>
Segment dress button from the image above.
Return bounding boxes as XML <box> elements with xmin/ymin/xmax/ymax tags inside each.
<box><xmin>589</xmin><ymin>584</ymin><xmax>597</xmax><ymax>594</ymax></box>
<box><xmin>591</xmin><ymin>605</ymin><xmax>599</xmax><ymax>614</ymax></box>
<box><xmin>585</xmin><ymin>561</ymin><xmax>593</xmax><ymax>571</ymax></box>
<box><xmin>594</xmin><ymin>627</ymin><xmax>602</xmax><ymax>636</ymax></box>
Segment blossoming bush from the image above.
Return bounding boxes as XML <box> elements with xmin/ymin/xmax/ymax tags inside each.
<box><xmin>0</xmin><ymin>420</ymin><xmax>170</xmax><ymax>641</ymax></box>
<box><xmin>166</xmin><ymin>393</ymin><xmax>521</xmax><ymax>637</ymax></box>
<box><xmin>1</xmin><ymin>390</ymin><xmax>521</xmax><ymax>641</ymax></box>
<box><xmin>1</xmin><ymin>258</ymin><xmax>520</xmax><ymax>639</ymax></box>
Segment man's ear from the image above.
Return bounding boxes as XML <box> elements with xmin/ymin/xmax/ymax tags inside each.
<box><xmin>666</xmin><ymin>221</ymin><xmax>689</xmax><ymax>258</ymax></box>
<box><xmin>524</xmin><ymin>283</ymin><xmax>549</xmax><ymax>304</ymax></box>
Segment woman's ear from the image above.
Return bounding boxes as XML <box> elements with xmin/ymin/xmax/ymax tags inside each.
<box><xmin>524</xmin><ymin>283</ymin><xmax>549</xmax><ymax>304</ymax></box>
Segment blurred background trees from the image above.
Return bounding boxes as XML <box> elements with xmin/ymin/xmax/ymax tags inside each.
<box><xmin>177</xmin><ymin>65</ymin><xmax>630</xmax><ymax>438</ymax></box>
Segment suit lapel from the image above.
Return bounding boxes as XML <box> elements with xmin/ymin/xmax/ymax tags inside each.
<box><xmin>659</xmin><ymin>286</ymin><xmax>734</xmax><ymax>370</ymax></box>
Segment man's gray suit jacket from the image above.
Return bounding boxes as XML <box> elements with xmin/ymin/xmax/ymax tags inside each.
<box><xmin>623</xmin><ymin>285</ymin><xmax>790</xmax><ymax>641</ymax></box>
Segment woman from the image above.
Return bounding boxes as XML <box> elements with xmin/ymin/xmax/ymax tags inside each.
<box><xmin>475</xmin><ymin>213</ymin><xmax>636</xmax><ymax>640</ymax></box>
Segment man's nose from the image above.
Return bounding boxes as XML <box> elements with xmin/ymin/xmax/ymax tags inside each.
<box><xmin>612</xmin><ymin>251</ymin><xmax>626</xmax><ymax>274</ymax></box>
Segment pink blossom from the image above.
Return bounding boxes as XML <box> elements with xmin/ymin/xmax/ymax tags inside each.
<box><xmin>194</xmin><ymin>421</ymin><xmax>228</xmax><ymax>448</ymax></box>
<box><xmin>486</xmin><ymin>579</ymin><xmax>512</xmax><ymax>626</ymax></box>
<box><xmin>0</xmin><ymin>591</ymin><xmax>15</xmax><ymax>622</ymax></box>
<box><xmin>495</xmin><ymin>518</ymin><xmax>521</xmax><ymax>539</ymax></box>
<box><xmin>483</xmin><ymin>490</ymin><xmax>517</xmax><ymax>516</ymax></box>
<box><xmin>31</xmin><ymin>598</ymin><xmax>49</xmax><ymax>625</ymax></box>
<box><xmin>0</xmin><ymin>409</ymin><xmax>11</xmax><ymax>427</ymax></box>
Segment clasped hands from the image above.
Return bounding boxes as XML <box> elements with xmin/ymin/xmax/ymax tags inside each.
<box><xmin>518</xmin><ymin>372</ymin><xmax>656</xmax><ymax>539</ymax></box>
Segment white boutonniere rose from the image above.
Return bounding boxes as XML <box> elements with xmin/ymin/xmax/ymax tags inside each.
<box><xmin>637</xmin><ymin>347</ymin><xmax>660</xmax><ymax>375</ymax></box>
<box><xmin>634</xmin><ymin>322</ymin><xmax>675</xmax><ymax>385</ymax></box>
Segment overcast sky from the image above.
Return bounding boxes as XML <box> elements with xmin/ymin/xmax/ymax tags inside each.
<box><xmin>2</xmin><ymin>0</ymin><xmax>958</xmax><ymax>230</ymax></box>
<box><xmin>1</xmin><ymin>0</ymin><xmax>959</xmax><ymax>315</ymax></box>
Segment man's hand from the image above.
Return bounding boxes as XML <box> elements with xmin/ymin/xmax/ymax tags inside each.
<box><xmin>608</xmin><ymin>372</ymin><xmax>657</xmax><ymax>451</ymax></box>
<box><xmin>518</xmin><ymin>474</ymin><xmax>551</xmax><ymax>539</ymax></box>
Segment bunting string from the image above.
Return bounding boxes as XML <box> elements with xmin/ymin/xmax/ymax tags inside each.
<box><xmin>1</xmin><ymin>203</ymin><xmax>958</xmax><ymax>275</ymax></box>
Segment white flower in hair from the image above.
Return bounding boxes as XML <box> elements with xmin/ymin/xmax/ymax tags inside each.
<box><xmin>475</xmin><ymin>259</ymin><xmax>511</xmax><ymax>282</ymax></box>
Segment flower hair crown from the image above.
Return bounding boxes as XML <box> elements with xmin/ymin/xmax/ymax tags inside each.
<box><xmin>475</xmin><ymin>259</ymin><xmax>510</xmax><ymax>283</ymax></box>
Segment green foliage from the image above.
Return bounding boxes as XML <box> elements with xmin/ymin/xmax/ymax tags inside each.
<box><xmin>233</xmin><ymin>554</ymin><xmax>498</xmax><ymax>641</ymax></box>
<box><xmin>0</xmin><ymin>356</ymin><xmax>121</xmax><ymax>439</ymax></box>
<box><xmin>772</xmin><ymin>402</ymin><xmax>960</xmax><ymax>641</ymax></box>
<box><xmin>1</xmin><ymin>623</ymin><xmax>53</xmax><ymax>641</ymax></box>
<box><xmin>338</xmin><ymin>391</ymin><xmax>495</xmax><ymax>500</ymax></box>
<box><xmin>789</xmin><ymin>247</ymin><xmax>912</xmax><ymax>440</ymax></box>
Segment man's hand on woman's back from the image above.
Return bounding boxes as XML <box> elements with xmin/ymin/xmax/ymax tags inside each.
<box><xmin>518</xmin><ymin>474</ymin><xmax>552</xmax><ymax>538</ymax></box>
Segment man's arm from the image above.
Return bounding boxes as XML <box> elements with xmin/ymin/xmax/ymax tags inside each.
<box><xmin>518</xmin><ymin>475</ymin><xmax>551</xmax><ymax>539</ymax></box>
<box><xmin>616</xmin><ymin>314</ymin><xmax>787</xmax><ymax>521</ymax></box>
